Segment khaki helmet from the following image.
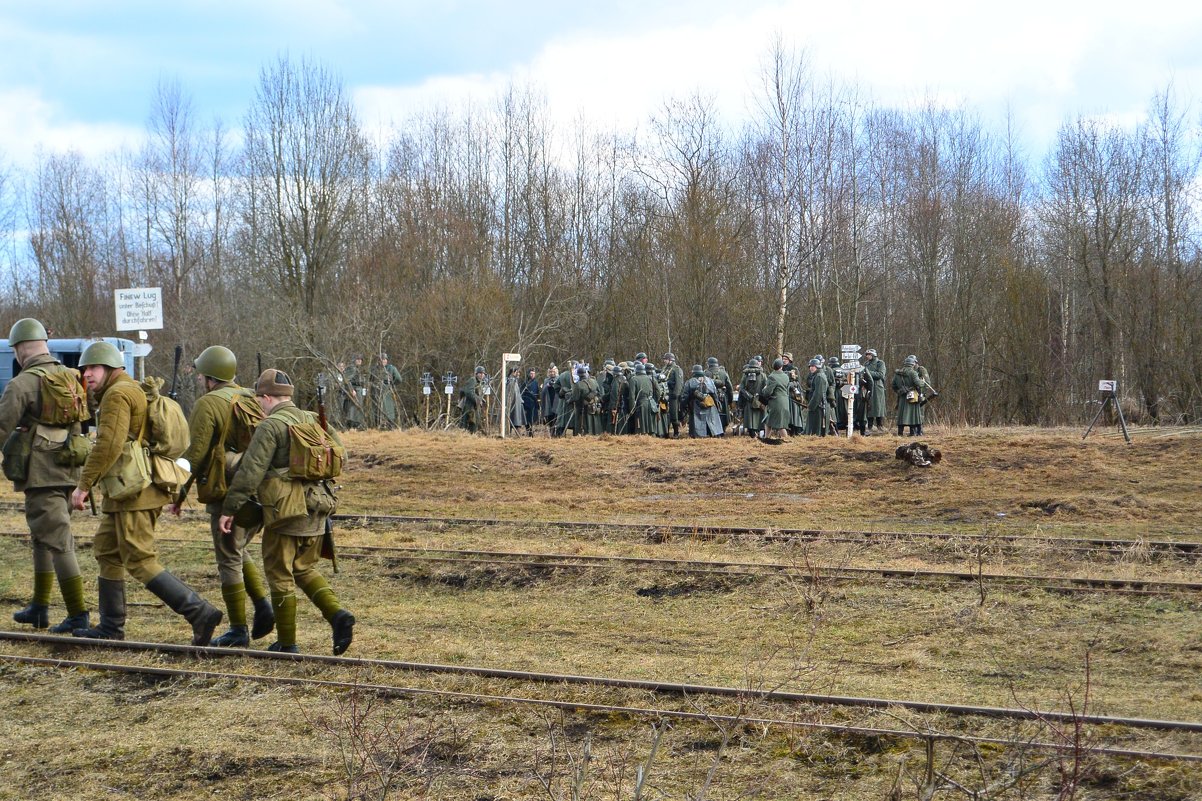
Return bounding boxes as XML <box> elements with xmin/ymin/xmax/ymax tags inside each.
<box><xmin>194</xmin><ymin>345</ymin><xmax>237</xmax><ymax>382</ymax></box>
<box><xmin>79</xmin><ymin>341</ymin><xmax>125</xmax><ymax>369</ymax></box>
<box><xmin>8</xmin><ymin>318</ymin><xmax>48</xmax><ymax>345</ymax></box>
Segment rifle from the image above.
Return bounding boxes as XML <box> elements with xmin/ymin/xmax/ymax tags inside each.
<box><xmin>168</xmin><ymin>345</ymin><xmax>182</xmax><ymax>401</ymax></box>
<box><xmin>256</xmin><ymin>352</ymin><xmax>262</xmax><ymax>379</ymax></box>
<box><xmin>315</xmin><ymin>376</ymin><xmax>338</xmax><ymax>573</ymax></box>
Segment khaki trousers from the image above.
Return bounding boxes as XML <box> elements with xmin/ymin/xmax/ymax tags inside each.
<box><xmin>93</xmin><ymin>509</ymin><xmax>164</xmax><ymax>583</ymax></box>
<box><xmin>206</xmin><ymin>503</ymin><xmax>261</xmax><ymax>586</ymax></box>
<box><xmin>24</xmin><ymin>487</ymin><xmax>78</xmax><ymax>575</ymax></box>
<box><xmin>261</xmin><ymin>529</ymin><xmax>322</xmax><ymax>595</ymax></box>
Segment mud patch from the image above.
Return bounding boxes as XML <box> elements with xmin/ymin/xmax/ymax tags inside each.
<box><xmin>635</xmin><ymin>574</ymin><xmax>752</xmax><ymax>598</ymax></box>
<box><xmin>1022</xmin><ymin>499</ymin><xmax>1079</xmax><ymax>515</ymax></box>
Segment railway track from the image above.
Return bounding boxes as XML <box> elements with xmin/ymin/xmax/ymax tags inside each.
<box><xmin>1</xmin><ymin>502</ymin><xmax>1197</xmax><ymax>559</ymax></box>
<box><xmin>328</xmin><ymin>512</ymin><xmax>1202</xmax><ymax>560</ymax></box>
<box><xmin>2</xmin><ymin>529</ymin><xmax>1196</xmax><ymax>597</ymax></box>
<box><xmin>2</xmin><ymin>632</ymin><xmax>1199</xmax><ymax>763</ymax></box>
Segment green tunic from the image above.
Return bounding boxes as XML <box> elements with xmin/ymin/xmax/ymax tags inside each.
<box><xmin>891</xmin><ymin>367</ymin><xmax>931</xmax><ymax>427</ymax></box>
<box><xmin>762</xmin><ymin>369</ymin><xmax>791</xmax><ymax>431</ymax></box>
<box><xmin>0</xmin><ymin>353</ymin><xmax>83</xmax><ymax>490</ymax></box>
<box><xmin>864</xmin><ymin>356</ymin><xmax>887</xmax><ymax>418</ymax></box>
<box><xmin>374</xmin><ymin>362</ymin><xmax>402</xmax><ymax>428</ymax></box>
<box><xmin>805</xmin><ymin>369</ymin><xmax>829</xmax><ymax>435</ymax></box>
<box><xmin>570</xmin><ymin>377</ymin><xmax>605</xmax><ymax>435</ymax></box>
<box><xmin>624</xmin><ymin>374</ymin><xmax>658</xmax><ymax>435</ymax></box>
<box><xmin>738</xmin><ymin>366</ymin><xmax>766</xmax><ymax>432</ymax></box>
<box><xmin>458</xmin><ymin>376</ymin><xmax>485</xmax><ymax>433</ymax></box>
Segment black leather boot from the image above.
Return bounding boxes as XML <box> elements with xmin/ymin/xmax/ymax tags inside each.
<box><xmin>12</xmin><ymin>603</ymin><xmax>49</xmax><ymax>629</ymax></box>
<box><xmin>72</xmin><ymin>578</ymin><xmax>125</xmax><ymax>640</ymax></box>
<box><xmin>331</xmin><ymin>609</ymin><xmax>356</xmax><ymax>656</ymax></box>
<box><xmin>211</xmin><ymin>625</ymin><xmax>250</xmax><ymax>647</ymax></box>
<box><xmin>145</xmin><ymin>571</ymin><xmax>223</xmax><ymax>646</ymax></box>
<box><xmin>251</xmin><ymin>595</ymin><xmax>275</xmax><ymax>640</ymax></box>
<box><xmin>49</xmin><ymin>611</ymin><xmax>90</xmax><ymax>634</ymax></box>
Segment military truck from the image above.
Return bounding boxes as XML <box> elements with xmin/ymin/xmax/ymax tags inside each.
<box><xmin>0</xmin><ymin>337</ymin><xmax>143</xmax><ymax>394</ymax></box>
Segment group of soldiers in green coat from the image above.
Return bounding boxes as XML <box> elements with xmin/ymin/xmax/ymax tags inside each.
<box><xmin>335</xmin><ymin>353</ymin><xmax>402</xmax><ymax>430</ymax></box>
<box><xmin>451</xmin><ymin>348</ymin><xmax>937</xmax><ymax>439</ymax></box>
<box><xmin>735</xmin><ymin>350</ymin><xmax>936</xmax><ymax>441</ymax></box>
<box><xmin>451</xmin><ymin>349</ymin><xmax>935</xmax><ymax>440</ymax></box>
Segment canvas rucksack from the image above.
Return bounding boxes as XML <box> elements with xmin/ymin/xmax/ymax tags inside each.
<box><xmin>197</xmin><ymin>388</ymin><xmax>266</xmax><ymax>504</ymax></box>
<box><xmin>140</xmin><ymin>377</ymin><xmax>190</xmax><ymax>459</ymax></box>
<box><xmin>276</xmin><ymin>407</ymin><xmax>344</xmax><ymax>481</ymax></box>
<box><xmin>27</xmin><ymin>365</ymin><xmax>90</xmax><ymax>426</ymax></box>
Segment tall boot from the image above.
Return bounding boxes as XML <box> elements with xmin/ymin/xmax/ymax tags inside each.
<box><xmin>144</xmin><ymin>571</ymin><xmax>223</xmax><ymax>646</ymax></box>
<box><xmin>72</xmin><ymin>578</ymin><xmax>125</xmax><ymax>640</ymax></box>
<box><xmin>298</xmin><ymin>575</ymin><xmax>355</xmax><ymax>656</ymax></box>
<box><xmin>49</xmin><ymin>574</ymin><xmax>90</xmax><ymax>634</ymax></box>
<box><xmin>242</xmin><ymin>561</ymin><xmax>274</xmax><ymax>639</ymax></box>
<box><xmin>897</xmin><ymin>424</ymin><xmax>905</xmax><ymax>436</ymax></box>
<box><xmin>211</xmin><ymin>582</ymin><xmax>250</xmax><ymax>647</ymax></box>
<box><xmin>13</xmin><ymin>570</ymin><xmax>54</xmax><ymax>628</ymax></box>
<box><xmin>250</xmin><ymin>596</ymin><xmax>275</xmax><ymax>640</ymax></box>
<box><xmin>915</xmin><ymin>424</ymin><xmax>924</xmax><ymax>437</ymax></box>
<box><xmin>269</xmin><ymin>591</ymin><xmax>298</xmax><ymax>652</ymax></box>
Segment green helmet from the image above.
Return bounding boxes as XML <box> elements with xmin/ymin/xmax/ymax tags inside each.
<box><xmin>194</xmin><ymin>345</ymin><xmax>237</xmax><ymax>382</ymax></box>
<box><xmin>8</xmin><ymin>318</ymin><xmax>48</xmax><ymax>345</ymax></box>
<box><xmin>79</xmin><ymin>341</ymin><xmax>125</xmax><ymax>369</ymax></box>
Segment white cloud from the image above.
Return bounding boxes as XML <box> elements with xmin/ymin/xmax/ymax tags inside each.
<box><xmin>350</xmin><ymin>0</ymin><xmax>1202</xmax><ymax>160</ymax></box>
<box><xmin>0</xmin><ymin>87</ymin><xmax>144</xmax><ymax>168</ymax></box>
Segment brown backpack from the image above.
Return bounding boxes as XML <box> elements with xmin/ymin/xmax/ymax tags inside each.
<box><xmin>27</xmin><ymin>365</ymin><xmax>90</xmax><ymax>426</ymax></box>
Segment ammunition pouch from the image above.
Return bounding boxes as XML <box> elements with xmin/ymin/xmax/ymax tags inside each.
<box><xmin>305</xmin><ymin>480</ymin><xmax>339</xmax><ymax>517</ymax></box>
<box><xmin>906</xmin><ymin>389</ymin><xmax>920</xmax><ymax>404</ymax></box>
<box><xmin>54</xmin><ymin>432</ymin><xmax>93</xmax><ymax>468</ymax></box>
<box><xmin>2</xmin><ymin>428</ymin><xmax>33</xmax><ymax>483</ymax></box>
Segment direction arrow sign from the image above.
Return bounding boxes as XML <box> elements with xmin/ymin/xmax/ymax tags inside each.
<box><xmin>836</xmin><ymin>364</ymin><xmax>864</xmax><ymax>373</ymax></box>
<box><xmin>841</xmin><ymin>344</ymin><xmax>861</xmax><ymax>352</ymax></box>
<box><xmin>841</xmin><ymin>353</ymin><xmax>861</xmax><ymax>361</ymax></box>
<box><xmin>840</xmin><ymin>384</ymin><xmax>858</xmax><ymax>398</ymax></box>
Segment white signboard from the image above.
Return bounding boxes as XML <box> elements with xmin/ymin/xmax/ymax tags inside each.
<box><xmin>841</xmin><ymin>344</ymin><xmax>861</xmax><ymax>353</ymax></box>
<box><xmin>840</xmin><ymin>384</ymin><xmax>858</xmax><ymax>398</ymax></box>
<box><xmin>115</xmin><ymin>287</ymin><xmax>163</xmax><ymax>331</ymax></box>
<box><xmin>503</xmin><ymin>352</ymin><xmax>521</xmax><ymax>361</ymax></box>
<box><xmin>1098</xmin><ymin>380</ymin><xmax>1117</xmax><ymax>392</ymax></box>
<box><xmin>836</xmin><ymin>364</ymin><xmax>863</xmax><ymax>373</ymax></box>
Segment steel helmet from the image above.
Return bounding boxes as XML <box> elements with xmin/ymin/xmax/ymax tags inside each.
<box><xmin>8</xmin><ymin>318</ymin><xmax>48</xmax><ymax>345</ymax></box>
<box><xmin>193</xmin><ymin>345</ymin><xmax>237</xmax><ymax>382</ymax></box>
<box><xmin>79</xmin><ymin>341</ymin><xmax>125</xmax><ymax>369</ymax></box>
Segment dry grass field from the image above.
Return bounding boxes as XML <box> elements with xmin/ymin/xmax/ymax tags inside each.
<box><xmin>1</xmin><ymin>426</ymin><xmax>1201</xmax><ymax>800</ymax></box>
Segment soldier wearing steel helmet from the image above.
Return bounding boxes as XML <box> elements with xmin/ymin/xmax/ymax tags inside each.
<box><xmin>458</xmin><ymin>366</ymin><xmax>487</xmax><ymax>433</ymax></box>
<box><xmin>168</xmin><ymin>345</ymin><xmax>274</xmax><ymax>648</ymax></box>
<box><xmin>863</xmin><ymin>349</ymin><xmax>887</xmax><ymax>433</ymax></box>
<box><xmin>804</xmin><ymin>359</ymin><xmax>830</xmax><ymax>436</ymax></box>
<box><xmin>892</xmin><ymin>355</ymin><xmax>933</xmax><ymax>436</ymax></box>
<box><xmin>661</xmin><ymin>353</ymin><xmax>684</xmax><ymax>438</ymax></box>
<box><xmin>70</xmin><ymin>340</ymin><xmax>223</xmax><ymax>645</ymax></box>
<box><xmin>0</xmin><ymin>318</ymin><xmax>91</xmax><ymax>633</ymax></box>
<box><xmin>703</xmin><ymin>357</ymin><xmax>733</xmax><ymax>429</ymax></box>
<box><xmin>219</xmin><ymin>368</ymin><xmax>355</xmax><ymax>655</ymax></box>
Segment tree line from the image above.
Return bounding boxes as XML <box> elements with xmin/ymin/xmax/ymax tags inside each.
<box><xmin>1</xmin><ymin>46</ymin><xmax>1200</xmax><ymax>426</ymax></box>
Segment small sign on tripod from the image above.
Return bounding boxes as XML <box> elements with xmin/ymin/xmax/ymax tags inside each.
<box><xmin>1083</xmin><ymin>379</ymin><xmax>1131</xmax><ymax>444</ymax></box>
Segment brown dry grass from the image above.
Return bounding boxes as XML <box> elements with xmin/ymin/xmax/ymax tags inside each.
<box><xmin>2</xmin><ymin>427</ymin><xmax>1201</xmax><ymax>800</ymax></box>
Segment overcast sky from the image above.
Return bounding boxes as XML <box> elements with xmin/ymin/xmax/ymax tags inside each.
<box><xmin>2</xmin><ymin>0</ymin><xmax>1200</xmax><ymax>169</ymax></box>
